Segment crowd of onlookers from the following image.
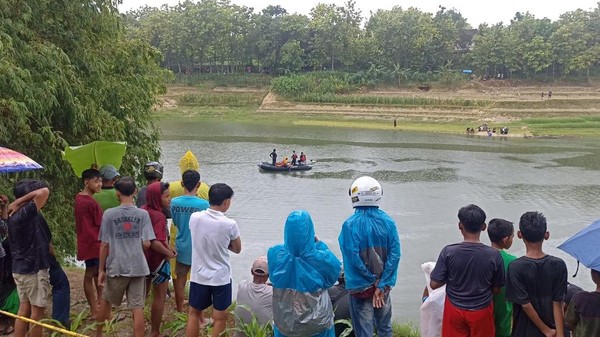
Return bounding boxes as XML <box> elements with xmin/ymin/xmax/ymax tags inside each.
<box><xmin>1</xmin><ymin>149</ymin><xmax>599</xmax><ymax>337</ymax></box>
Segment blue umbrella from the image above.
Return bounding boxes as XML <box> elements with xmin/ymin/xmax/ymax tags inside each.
<box><xmin>558</xmin><ymin>219</ymin><xmax>600</xmax><ymax>272</ymax></box>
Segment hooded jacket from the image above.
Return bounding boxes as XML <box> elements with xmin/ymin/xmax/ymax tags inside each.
<box><xmin>169</xmin><ymin>150</ymin><xmax>209</xmax><ymax>200</ymax></box>
<box><xmin>142</xmin><ymin>182</ymin><xmax>168</xmax><ymax>271</ymax></box>
<box><xmin>338</xmin><ymin>207</ymin><xmax>401</xmax><ymax>293</ymax></box>
<box><xmin>268</xmin><ymin>210</ymin><xmax>341</xmax><ymax>337</ymax></box>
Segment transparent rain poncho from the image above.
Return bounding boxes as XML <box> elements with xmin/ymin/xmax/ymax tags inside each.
<box><xmin>268</xmin><ymin>210</ymin><xmax>341</xmax><ymax>337</ymax></box>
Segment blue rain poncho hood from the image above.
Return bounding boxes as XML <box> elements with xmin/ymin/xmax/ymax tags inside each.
<box><xmin>268</xmin><ymin>210</ymin><xmax>341</xmax><ymax>337</ymax></box>
<box><xmin>338</xmin><ymin>207</ymin><xmax>401</xmax><ymax>292</ymax></box>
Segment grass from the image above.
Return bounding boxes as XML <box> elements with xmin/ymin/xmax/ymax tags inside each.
<box><xmin>174</xmin><ymin>73</ymin><xmax>272</xmax><ymax>88</ymax></box>
<box><xmin>179</xmin><ymin>92</ymin><xmax>267</xmax><ymax>107</ymax></box>
<box><xmin>494</xmin><ymin>98</ymin><xmax>600</xmax><ymax>110</ymax></box>
<box><xmin>294</xmin><ymin>93</ymin><xmax>492</xmax><ymax>108</ymax></box>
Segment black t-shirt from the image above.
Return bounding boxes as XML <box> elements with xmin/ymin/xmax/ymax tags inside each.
<box><xmin>7</xmin><ymin>202</ymin><xmax>50</xmax><ymax>274</ymax></box>
<box><xmin>430</xmin><ymin>242</ymin><xmax>505</xmax><ymax>310</ymax></box>
<box><xmin>37</xmin><ymin>214</ymin><xmax>60</xmax><ymax>269</ymax></box>
<box><xmin>506</xmin><ymin>255</ymin><xmax>568</xmax><ymax>337</ymax></box>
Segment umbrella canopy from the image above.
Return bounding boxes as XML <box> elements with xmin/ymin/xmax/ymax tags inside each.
<box><xmin>63</xmin><ymin>141</ymin><xmax>126</xmax><ymax>177</ymax></box>
<box><xmin>558</xmin><ymin>219</ymin><xmax>600</xmax><ymax>272</ymax></box>
<box><xmin>0</xmin><ymin>146</ymin><xmax>44</xmax><ymax>173</ymax></box>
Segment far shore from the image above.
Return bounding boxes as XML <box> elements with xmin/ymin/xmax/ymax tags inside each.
<box><xmin>155</xmin><ymin>82</ymin><xmax>600</xmax><ymax>138</ymax></box>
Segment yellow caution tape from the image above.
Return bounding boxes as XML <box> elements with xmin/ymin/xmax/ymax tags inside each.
<box><xmin>0</xmin><ymin>309</ymin><xmax>88</xmax><ymax>337</ymax></box>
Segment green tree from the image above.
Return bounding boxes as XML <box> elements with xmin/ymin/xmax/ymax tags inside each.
<box><xmin>0</xmin><ymin>0</ymin><xmax>168</xmax><ymax>256</ymax></box>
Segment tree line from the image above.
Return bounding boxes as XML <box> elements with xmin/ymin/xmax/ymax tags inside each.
<box><xmin>123</xmin><ymin>0</ymin><xmax>600</xmax><ymax>79</ymax></box>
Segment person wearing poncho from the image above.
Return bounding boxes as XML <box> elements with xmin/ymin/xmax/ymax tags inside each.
<box><xmin>268</xmin><ymin>210</ymin><xmax>341</xmax><ymax>337</ymax></box>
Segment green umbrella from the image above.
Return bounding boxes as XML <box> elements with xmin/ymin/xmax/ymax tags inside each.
<box><xmin>63</xmin><ymin>141</ymin><xmax>127</xmax><ymax>177</ymax></box>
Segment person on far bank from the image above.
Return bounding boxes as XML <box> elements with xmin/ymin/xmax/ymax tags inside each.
<box><xmin>94</xmin><ymin>165</ymin><xmax>120</xmax><ymax>211</ymax></box>
<box><xmin>565</xmin><ymin>269</ymin><xmax>600</xmax><ymax>336</ymax></box>
<box><xmin>136</xmin><ymin>161</ymin><xmax>164</xmax><ymax>208</ymax></box>
<box><xmin>487</xmin><ymin>218</ymin><xmax>517</xmax><ymax>337</ymax></box>
<box><xmin>505</xmin><ymin>211</ymin><xmax>567</xmax><ymax>337</ymax></box>
<box><xmin>96</xmin><ymin>177</ymin><xmax>155</xmax><ymax>337</ymax></box>
<box><xmin>338</xmin><ymin>176</ymin><xmax>401</xmax><ymax>337</ymax></box>
<box><xmin>430</xmin><ymin>204</ymin><xmax>505</xmax><ymax>337</ymax></box>
<box><xmin>142</xmin><ymin>182</ymin><xmax>177</xmax><ymax>337</ymax></box>
<box><xmin>270</xmin><ymin>149</ymin><xmax>277</xmax><ymax>166</ymax></box>
<box><xmin>6</xmin><ymin>180</ymin><xmax>51</xmax><ymax>337</ymax></box>
<box><xmin>75</xmin><ymin>168</ymin><xmax>103</xmax><ymax>320</ymax></box>
<box><xmin>186</xmin><ymin>183</ymin><xmax>241</xmax><ymax>337</ymax></box>
<box><xmin>170</xmin><ymin>170</ymin><xmax>209</xmax><ymax>313</ymax></box>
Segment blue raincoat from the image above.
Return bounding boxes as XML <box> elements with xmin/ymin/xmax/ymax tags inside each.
<box><xmin>338</xmin><ymin>207</ymin><xmax>401</xmax><ymax>293</ymax></box>
<box><xmin>268</xmin><ymin>210</ymin><xmax>341</xmax><ymax>337</ymax></box>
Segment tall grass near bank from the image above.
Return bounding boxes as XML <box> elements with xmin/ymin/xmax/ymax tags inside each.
<box><xmin>179</xmin><ymin>92</ymin><xmax>266</xmax><ymax>107</ymax></box>
<box><xmin>174</xmin><ymin>73</ymin><xmax>272</xmax><ymax>88</ymax></box>
<box><xmin>295</xmin><ymin>93</ymin><xmax>492</xmax><ymax>108</ymax></box>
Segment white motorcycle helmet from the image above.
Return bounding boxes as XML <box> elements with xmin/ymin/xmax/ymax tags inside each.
<box><xmin>349</xmin><ymin>176</ymin><xmax>382</xmax><ymax>207</ymax></box>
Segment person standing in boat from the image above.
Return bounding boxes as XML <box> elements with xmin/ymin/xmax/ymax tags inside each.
<box><xmin>270</xmin><ymin>149</ymin><xmax>277</xmax><ymax>166</ymax></box>
<box><xmin>291</xmin><ymin>151</ymin><xmax>298</xmax><ymax>166</ymax></box>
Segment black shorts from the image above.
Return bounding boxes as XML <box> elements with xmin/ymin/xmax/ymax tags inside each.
<box><xmin>189</xmin><ymin>281</ymin><xmax>232</xmax><ymax>311</ymax></box>
<box><xmin>85</xmin><ymin>258</ymin><xmax>99</xmax><ymax>268</ymax></box>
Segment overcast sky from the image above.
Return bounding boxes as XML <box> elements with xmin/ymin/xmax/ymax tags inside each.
<box><xmin>119</xmin><ymin>0</ymin><xmax>598</xmax><ymax>26</ymax></box>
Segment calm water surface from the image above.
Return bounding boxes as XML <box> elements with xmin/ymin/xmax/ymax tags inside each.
<box><xmin>159</xmin><ymin>120</ymin><xmax>600</xmax><ymax>323</ymax></box>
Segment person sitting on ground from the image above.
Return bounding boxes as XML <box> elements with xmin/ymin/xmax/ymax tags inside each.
<box><xmin>142</xmin><ymin>182</ymin><xmax>177</xmax><ymax>337</ymax></box>
<box><xmin>234</xmin><ymin>256</ymin><xmax>273</xmax><ymax>337</ymax></box>
<box><xmin>96</xmin><ymin>177</ymin><xmax>155</xmax><ymax>337</ymax></box>
<box><xmin>94</xmin><ymin>165</ymin><xmax>120</xmax><ymax>211</ymax></box>
<box><xmin>136</xmin><ymin>161</ymin><xmax>164</xmax><ymax>208</ymax></box>
<box><xmin>327</xmin><ymin>269</ymin><xmax>354</xmax><ymax>337</ymax></box>
<box><xmin>7</xmin><ymin>180</ymin><xmax>51</xmax><ymax>337</ymax></box>
<box><xmin>268</xmin><ymin>210</ymin><xmax>341</xmax><ymax>337</ymax></box>
<box><xmin>565</xmin><ymin>269</ymin><xmax>600</xmax><ymax>337</ymax></box>
<box><xmin>487</xmin><ymin>218</ymin><xmax>517</xmax><ymax>337</ymax></box>
<box><xmin>75</xmin><ymin>168</ymin><xmax>103</xmax><ymax>320</ymax></box>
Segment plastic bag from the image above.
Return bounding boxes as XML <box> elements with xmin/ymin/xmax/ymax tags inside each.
<box><xmin>420</xmin><ymin>262</ymin><xmax>445</xmax><ymax>337</ymax></box>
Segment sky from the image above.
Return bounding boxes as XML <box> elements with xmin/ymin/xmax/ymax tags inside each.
<box><xmin>119</xmin><ymin>0</ymin><xmax>598</xmax><ymax>26</ymax></box>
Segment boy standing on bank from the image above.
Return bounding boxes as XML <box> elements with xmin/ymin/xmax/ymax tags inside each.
<box><xmin>430</xmin><ymin>204</ymin><xmax>505</xmax><ymax>337</ymax></box>
<box><xmin>170</xmin><ymin>170</ymin><xmax>209</xmax><ymax>313</ymax></box>
<box><xmin>95</xmin><ymin>177</ymin><xmax>155</xmax><ymax>337</ymax></box>
<box><xmin>6</xmin><ymin>180</ymin><xmax>50</xmax><ymax>337</ymax></box>
<box><xmin>186</xmin><ymin>183</ymin><xmax>241</xmax><ymax>337</ymax></box>
<box><xmin>506</xmin><ymin>212</ymin><xmax>567</xmax><ymax>337</ymax></box>
<box><xmin>487</xmin><ymin>218</ymin><xmax>518</xmax><ymax>337</ymax></box>
<box><xmin>75</xmin><ymin>168</ymin><xmax>103</xmax><ymax>320</ymax></box>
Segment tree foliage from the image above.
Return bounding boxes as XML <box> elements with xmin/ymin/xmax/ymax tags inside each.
<box><xmin>124</xmin><ymin>1</ymin><xmax>600</xmax><ymax>79</ymax></box>
<box><xmin>0</xmin><ymin>0</ymin><xmax>169</xmax><ymax>256</ymax></box>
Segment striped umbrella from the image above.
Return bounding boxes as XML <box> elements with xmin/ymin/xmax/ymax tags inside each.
<box><xmin>0</xmin><ymin>146</ymin><xmax>43</xmax><ymax>173</ymax></box>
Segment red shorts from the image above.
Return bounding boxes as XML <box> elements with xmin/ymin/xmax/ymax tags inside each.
<box><xmin>442</xmin><ymin>296</ymin><xmax>495</xmax><ymax>337</ymax></box>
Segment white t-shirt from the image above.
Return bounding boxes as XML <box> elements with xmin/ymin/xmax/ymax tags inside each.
<box><xmin>189</xmin><ymin>208</ymin><xmax>240</xmax><ymax>286</ymax></box>
<box><xmin>234</xmin><ymin>280</ymin><xmax>273</xmax><ymax>337</ymax></box>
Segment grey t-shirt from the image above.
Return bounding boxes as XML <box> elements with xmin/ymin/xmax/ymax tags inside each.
<box><xmin>234</xmin><ymin>280</ymin><xmax>273</xmax><ymax>337</ymax></box>
<box><xmin>99</xmin><ymin>205</ymin><xmax>155</xmax><ymax>277</ymax></box>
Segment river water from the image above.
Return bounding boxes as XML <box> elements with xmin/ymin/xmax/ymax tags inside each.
<box><xmin>159</xmin><ymin>119</ymin><xmax>600</xmax><ymax>323</ymax></box>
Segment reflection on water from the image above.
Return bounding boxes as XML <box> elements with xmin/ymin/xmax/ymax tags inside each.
<box><xmin>159</xmin><ymin>120</ymin><xmax>600</xmax><ymax>323</ymax></box>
